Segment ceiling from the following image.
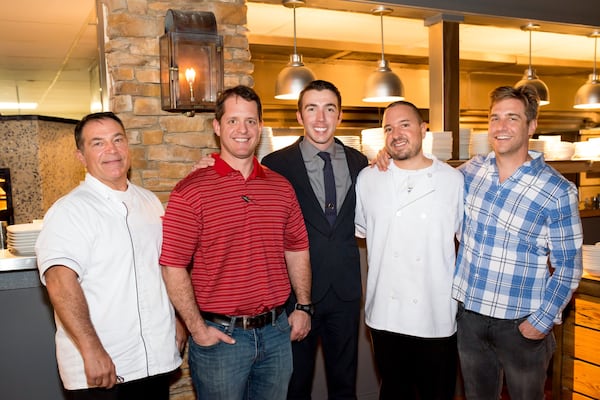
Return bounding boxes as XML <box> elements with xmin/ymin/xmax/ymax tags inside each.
<box><xmin>0</xmin><ymin>0</ymin><xmax>598</xmax><ymax>120</ymax></box>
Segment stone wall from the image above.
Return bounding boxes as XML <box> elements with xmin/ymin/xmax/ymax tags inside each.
<box><xmin>101</xmin><ymin>1</ymin><xmax>252</xmax><ymax>397</ymax></box>
<box><xmin>102</xmin><ymin>0</ymin><xmax>253</xmax><ymax>203</ymax></box>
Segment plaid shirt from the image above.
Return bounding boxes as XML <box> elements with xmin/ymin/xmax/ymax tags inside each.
<box><xmin>453</xmin><ymin>151</ymin><xmax>583</xmax><ymax>334</ymax></box>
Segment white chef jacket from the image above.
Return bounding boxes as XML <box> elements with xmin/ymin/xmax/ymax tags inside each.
<box><xmin>36</xmin><ymin>173</ymin><xmax>181</xmax><ymax>390</ymax></box>
<box><xmin>355</xmin><ymin>155</ymin><xmax>464</xmax><ymax>338</ymax></box>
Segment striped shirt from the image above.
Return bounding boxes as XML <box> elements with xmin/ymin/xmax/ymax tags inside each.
<box><xmin>160</xmin><ymin>154</ymin><xmax>309</xmax><ymax>316</ymax></box>
<box><xmin>452</xmin><ymin>151</ymin><xmax>583</xmax><ymax>334</ymax></box>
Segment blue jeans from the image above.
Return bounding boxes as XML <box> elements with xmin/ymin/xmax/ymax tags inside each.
<box><xmin>188</xmin><ymin>310</ymin><xmax>293</xmax><ymax>400</ymax></box>
<box><xmin>456</xmin><ymin>303</ymin><xmax>555</xmax><ymax>400</ymax></box>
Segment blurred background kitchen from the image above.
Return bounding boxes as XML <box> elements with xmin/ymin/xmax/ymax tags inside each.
<box><xmin>1</xmin><ymin>1</ymin><xmax>600</xmax><ymax>399</ymax></box>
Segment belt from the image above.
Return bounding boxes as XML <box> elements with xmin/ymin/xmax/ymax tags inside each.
<box><xmin>201</xmin><ymin>306</ymin><xmax>285</xmax><ymax>330</ymax></box>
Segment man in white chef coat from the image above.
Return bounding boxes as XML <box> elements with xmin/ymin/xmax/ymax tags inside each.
<box><xmin>355</xmin><ymin>100</ymin><xmax>463</xmax><ymax>399</ymax></box>
<box><xmin>35</xmin><ymin>112</ymin><xmax>184</xmax><ymax>399</ymax></box>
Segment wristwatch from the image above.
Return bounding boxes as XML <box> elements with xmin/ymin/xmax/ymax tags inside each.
<box><xmin>295</xmin><ymin>303</ymin><xmax>315</xmax><ymax>317</ymax></box>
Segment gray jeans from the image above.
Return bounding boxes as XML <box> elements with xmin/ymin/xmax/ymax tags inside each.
<box><xmin>456</xmin><ymin>303</ymin><xmax>555</xmax><ymax>400</ymax></box>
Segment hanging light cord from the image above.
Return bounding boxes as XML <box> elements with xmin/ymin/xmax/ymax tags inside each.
<box><xmin>593</xmin><ymin>35</ymin><xmax>598</xmax><ymax>78</ymax></box>
<box><xmin>379</xmin><ymin>13</ymin><xmax>385</xmax><ymax>62</ymax></box>
<box><xmin>293</xmin><ymin>6</ymin><xmax>298</xmax><ymax>55</ymax></box>
<box><xmin>528</xmin><ymin>29</ymin><xmax>533</xmax><ymax>70</ymax></box>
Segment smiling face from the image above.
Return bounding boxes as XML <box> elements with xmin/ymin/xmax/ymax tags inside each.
<box><xmin>76</xmin><ymin>118</ymin><xmax>130</xmax><ymax>191</ymax></box>
<box><xmin>296</xmin><ymin>88</ymin><xmax>342</xmax><ymax>151</ymax></box>
<box><xmin>213</xmin><ymin>95</ymin><xmax>262</xmax><ymax>164</ymax></box>
<box><xmin>383</xmin><ymin>103</ymin><xmax>427</xmax><ymax>167</ymax></box>
<box><xmin>488</xmin><ymin>97</ymin><xmax>537</xmax><ymax>159</ymax></box>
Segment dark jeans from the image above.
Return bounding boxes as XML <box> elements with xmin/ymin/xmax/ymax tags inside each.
<box><xmin>287</xmin><ymin>289</ymin><xmax>360</xmax><ymax>400</ymax></box>
<box><xmin>64</xmin><ymin>373</ymin><xmax>171</xmax><ymax>400</ymax></box>
<box><xmin>370</xmin><ymin>328</ymin><xmax>457</xmax><ymax>400</ymax></box>
<box><xmin>456</xmin><ymin>303</ymin><xmax>555</xmax><ymax>400</ymax></box>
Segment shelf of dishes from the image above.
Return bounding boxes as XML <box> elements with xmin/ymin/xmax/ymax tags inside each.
<box><xmin>446</xmin><ymin>159</ymin><xmax>600</xmax><ymax>175</ymax></box>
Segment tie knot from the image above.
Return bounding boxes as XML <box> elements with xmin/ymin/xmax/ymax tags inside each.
<box><xmin>317</xmin><ymin>151</ymin><xmax>331</xmax><ymax>163</ymax></box>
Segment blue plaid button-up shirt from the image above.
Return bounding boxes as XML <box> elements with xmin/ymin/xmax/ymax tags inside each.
<box><xmin>452</xmin><ymin>151</ymin><xmax>583</xmax><ymax>334</ymax></box>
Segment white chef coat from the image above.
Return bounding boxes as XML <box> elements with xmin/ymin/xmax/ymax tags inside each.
<box><xmin>355</xmin><ymin>155</ymin><xmax>464</xmax><ymax>338</ymax></box>
<box><xmin>36</xmin><ymin>173</ymin><xmax>181</xmax><ymax>390</ymax></box>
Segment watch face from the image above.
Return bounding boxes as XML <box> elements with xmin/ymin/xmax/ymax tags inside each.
<box><xmin>296</xmin><ymin>303</ymin><xmax>314</xmax><ymax>316</ymax></box>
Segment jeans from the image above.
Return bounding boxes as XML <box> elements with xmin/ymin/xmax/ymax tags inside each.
<box><xmin>457</xmin><ymin>303</ymin><xmax>555</xmax><ymax>400</ymax></box>
<box><xmin>188</xmin><ymin>310</ymin><xmax>293</xmax><ymax>400</ymax></box>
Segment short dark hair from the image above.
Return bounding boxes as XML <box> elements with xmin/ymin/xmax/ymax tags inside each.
<box><xmin>74</xmin><ymin>112</ymin><xmax>126</xmax><ymax>150</ymax></box>
<box><xmin>489</xmin><ymin>85</ymin><xmax>539</xmax><ymax>123</ymax></box>
<box><xmin>383</xmin><ymin>100</ymin><xmax>424</xmax><ymax>124</ymax></box>
<box><xmin>297</xmin><ymin>80</ymin><xmax>342</xmax><ymax>111</ymax></box>
<box><xmin>214</xmin><ymin>85</ymin><xmax>262</xmax><ymax>122</ymax></box>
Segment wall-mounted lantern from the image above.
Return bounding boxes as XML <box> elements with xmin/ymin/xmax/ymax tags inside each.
<box><xmin>159</xmin><ymin>9</ymin><xmax>224</xmax><ymax>116</ymax></box>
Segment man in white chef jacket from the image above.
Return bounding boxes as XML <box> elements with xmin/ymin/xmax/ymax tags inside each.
<box><xmin>355</xmin><ymin>101</ymin><xmax>463</xmax><ymax>399</ymax></box>
<box><xmin>35</xmin><ymin>112</ymin><xmax>184</xmax><ymax>399</ymax></box>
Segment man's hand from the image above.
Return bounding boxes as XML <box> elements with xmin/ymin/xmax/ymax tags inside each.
<box><xmin>175</xmin><ymin>316</ymin><xmax>188</xmax><ymax>353</ymax></box>
<box><xmin>518</xmin><ymin>319</ymin><xmax>546</xmax><ymax>340</ymax></box>
<box><xmin>191</xmin><ymin>155</ymin><xmax>215</xmax><ymax>172</ymax></box>
<box><xmin>81</xmin><ymin>346</ymin><xmax>118</xmax><ymax>388</ymax></box>
<box><xmin>288</xmin><ymin>310</ymin><xmax>311</xmax><ymax>341</ymax></box>
<box><xmin>190</xmin><ymin>324</ymin><xmax>236</xmax><ymax>347</ymax></box>
<box><xmin>371</xmin><ymin>148</ymin><xmax>391</xmax><ymax>171</ymax></box>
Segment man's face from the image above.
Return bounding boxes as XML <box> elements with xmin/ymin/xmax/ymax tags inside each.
<box><xmin>488</xmin><ymin>98</ymin><xmax>537</xmax><ymax>158</ymax></box>
<box><xmin>383</xmin><ymin>104</ymin><xmax>427</xmax><ymax>162</ymax></box>
<box><xmin>296</xmin><ymin>89</ymin><xmax>342</xmax><ymax>150</ymax></box>
<box><xmin>76</xmin><ymin>118</ymin><xmax>131</xmax><ymax>191</ymax></box>
<box><xmin>213</xmin><ymin>96</ymin><xmax>262</xmax><ymax>162</ymax></box>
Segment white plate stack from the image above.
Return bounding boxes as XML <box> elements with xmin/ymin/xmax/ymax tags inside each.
<box><xmin>255</xmin><ymin>127</ymin><xmax>275</xmax><ymax>161</ymax></box>
<box><xmin>336</xmin><ymin>136</ymin><xmax>362</xmax><ymax>152</ymax></box>
<box><xmin>459</xmin><ymin>128</ymin><xmax>471</xmax><ymax>159</ymax></box>
<box><xmin>7</xmin><ymin>222</ymin><xmax>43</xmax><ymax>257</ymax></box>
<box><xmin>424</xmin><ymin>131</ymin><xmax>453</xmax><ymax>161</ymax></box>
<box><xmin>583</xmin><ymin>243</ymin><xmax>600</xmax><ymax>277</ymax></box>
<box><xmin>573</xmin><ymin>140</ymin><xmax>600</xmax><ymax>160</ymax></box>
<box><xmin>469</xmin><ymin>131</ymin><xmax>491</xmax><ymax>157</ymax></box>
<box><xmin>361</xmin><ymin>128</ymin><xmax>385</xmax><ymax>161</ymax></box>
<box><xmin>543</xmin><ymin>141</ymin><xmax>575</xmax><ymax>161</ymax></box>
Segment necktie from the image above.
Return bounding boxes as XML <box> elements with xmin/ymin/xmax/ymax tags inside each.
<box><xmin>317</xmin><ymin>151</ymin><xmax>336</xmax><ymax>226</ymax></box>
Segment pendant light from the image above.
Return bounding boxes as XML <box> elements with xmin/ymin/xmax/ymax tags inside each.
<box><xmin>274</xmin><ymin>0</ymin><xmax>316</xmax><ymax>100</ymax></box>
<box><xmin>574</xmin><ymin>31</ymin><xmax>600</xmax><ymax>110</ymax></box>
<box><xmin>363</xmin><ymin>6</ymin><xmax>404</xmax><ymax>103</ymax></box>
<box><xmin>514</xmin><ymin>23</ymin><xmax>550</xmax><ymax>106</ymax></box>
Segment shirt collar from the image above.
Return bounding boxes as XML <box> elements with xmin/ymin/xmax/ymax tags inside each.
<box><xmin>211</xmin><ymin>152</ymin><xmax>266</xmax><ymax>180</ymax></box>
<box><xmin>299</xmin><ymin>137</ymin><xmax>340</xmax><ymax>160</ymax></box>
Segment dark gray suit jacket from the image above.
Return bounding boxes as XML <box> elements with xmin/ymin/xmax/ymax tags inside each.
<box><xmin>262</xmin><ymin>137</ymin><xmax>369</xmax><ymax>303</ymax></box>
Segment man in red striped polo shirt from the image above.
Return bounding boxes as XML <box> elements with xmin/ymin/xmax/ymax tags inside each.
<box><xmin>160</xmin><ymin>85</ymin><xmax>312</xmax><ymax>400</ymax></box>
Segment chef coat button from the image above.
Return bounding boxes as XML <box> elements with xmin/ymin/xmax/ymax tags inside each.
<box><xmin>396</xmin><ymin>210</ymin><xmax>402</xmax><ymax>217</ymax></box>
<box><xmin>412</xmin><ymin>298</ymin><xmax>418</xmax><ymax>304</ymax></box>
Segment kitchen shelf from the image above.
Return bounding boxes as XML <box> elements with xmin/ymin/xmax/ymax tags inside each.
<box><xmin>447</xmin><ymin>159</ymin><xmax>600</xmax><ymax>175</ymax></box>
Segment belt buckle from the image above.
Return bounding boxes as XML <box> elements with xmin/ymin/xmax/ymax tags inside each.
<box><xmin>242</xmin><ymin>315</ymin><xmax>252</xmax><ymax>330</ymax></box>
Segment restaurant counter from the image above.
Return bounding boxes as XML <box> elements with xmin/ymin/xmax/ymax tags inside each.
<box><xmin>0</xmin><ymin>250</ymin><xmax>66</xmax><ymax>399</ymax></box>
<box><xmin>552</xmin><ymin>274</ymin><xmax>600</xmax><ymax>400</ymax></box>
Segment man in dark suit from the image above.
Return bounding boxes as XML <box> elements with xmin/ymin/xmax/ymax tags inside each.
<box><xmin>262</xmin><ymin>80</ymin><xmax>368</xmax><ymax>400</ymax></box>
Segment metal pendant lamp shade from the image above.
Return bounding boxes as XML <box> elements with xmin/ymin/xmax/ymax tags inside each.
<box><xmin>574</xmin><ymin>32</ymin><xmax>600</xmax><ymax>109</ymax></box>
<box><xmin>363</xmin><ymin>6</ymin><xmax>404</xmax><ymax>103</ymax></box>
<box><xmin>274</xmin><ymin>0</ymin><xmax>316</xmax><ymax>100</ymax></box>
<box><xmin>514</xmin><ymin>24</ymin><xmax>550</xmax><ymax>106</ymax></box>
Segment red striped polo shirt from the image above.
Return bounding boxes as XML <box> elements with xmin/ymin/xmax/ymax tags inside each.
<box><xmin>160</xmin><ymin>154</ymin><xmax>309</xmax><ymax>316</ymax></box>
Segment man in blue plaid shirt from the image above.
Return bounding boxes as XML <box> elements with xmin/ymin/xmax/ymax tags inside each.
<box><xmin>453</xmin><ymin>85</ymin><xmax>583</xmax><ymax>400</ymax></box>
